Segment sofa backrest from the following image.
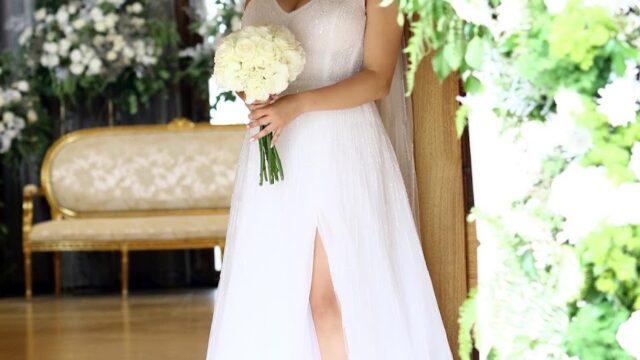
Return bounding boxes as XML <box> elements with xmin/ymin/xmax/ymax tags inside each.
<box><xmin>41</xmin><ymin>118</ymin><xmax>246</xmax><ymax>218</ymax></box>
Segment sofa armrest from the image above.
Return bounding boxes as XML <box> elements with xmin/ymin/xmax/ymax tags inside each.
<box><xmin>22</xmin><ymin>184</ymin><xmax>45</xmax><ymax>242</ymax></box>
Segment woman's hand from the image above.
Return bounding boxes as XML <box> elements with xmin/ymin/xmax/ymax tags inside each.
<box><xmin>236</xmin><ymin>91</ymin><xmax>275</xmax><ymax>108</ymax></box>
<box><xmin>247</xmin><ymin>94</ymin><xmax>304</xmax><ymax>146</ymax></box>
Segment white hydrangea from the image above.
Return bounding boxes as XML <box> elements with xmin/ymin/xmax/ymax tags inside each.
<box><xmin>214</xmin><ymin>25</ymin><xmax>306</xmax><ymax>103</ymax></box>
<box><xmin>495</xmin><ymin>0</ymin><xmax>529</xmax><ymax>36</ymax></box>
<box><xmin>548</xmin><ymin>165</ymin><xmax>615</xmax><ymax>242</ymax></box>
<box><xmin>446</xmin><ymin>0</ymin><xmax>494</xmax><ymax>27</ymax></box>
<box><xmin>630</xmin><ymin>142</ymin><xmax>640</xmax><ymax>180</ymax></box>
<box><xmin>547</xmin><ymin>88</ymin><xmax>593</xmax><ymax>157</ymax></box>
<box><xmin>617</xmin><ymin>310</ymin><xmax>640</xmax><ymax>359</ymax></box>
<box><xmin>596</xmin><ymin>65</ymin><xmax>640</xmax><ymax>127</ymax></box>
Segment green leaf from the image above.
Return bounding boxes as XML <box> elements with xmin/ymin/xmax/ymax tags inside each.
<box><xmin>455</xmin><ymin>104</ymin><xmax>469</xmax><ymax>138</ymax></box>
<box><xmin>443</xmin><ymin>41</ymin><xmax>464</xmax><ymax>71</ymax></box>
<box><xmin>463</xmin><ymin>75</ymin><xmax>483</xmax><ymax>94</ymax></box>
<box><xmin>458</xmin><ymin>288</ymin><xmax>477</xmax><ymax>360</ymax></box>
<box><xmin>465</xmin><ymin>36</ymin><xmax>486</xmax><ymax>70</ymax></box>
<box><xmin>432</xmin><ymin>50</ymin><xmax>453</xmax><ymax>82</ymax></box>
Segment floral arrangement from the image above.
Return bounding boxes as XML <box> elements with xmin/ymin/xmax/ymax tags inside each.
<box><xmin>0</xmin><ymin>53</ymin><xmax>49</xmax><ymax>167</ymax></box>
<box><xmin>20</xmin><ymin>0</ymin><xmax>179</xmax><ymax>115</ymax></box>
<box><xmin>396</xmin><ymin>0</ymin><xmax>640</xmax><ymax>359</ymax></box>
<box><xmin>179</xmin><ymin>0</ymin><xmax>242</xmax><ymax>109</ymax></box>
<box><xmin>214</xmin><ymin>24</ymin><xmax>305</xmax><ymax>185</ymax></box>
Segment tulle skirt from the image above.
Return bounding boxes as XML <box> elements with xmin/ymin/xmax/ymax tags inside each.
<box><xmin>206</xmin><ymin>101</ymin><xmax>452</xmax><ymax>360</ymax></box>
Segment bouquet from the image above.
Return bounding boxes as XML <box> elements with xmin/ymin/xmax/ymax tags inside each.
<box><xmin>214</xmin><ymin>25</ymin><xmax>305</xmax><ymax>185</ymax></box>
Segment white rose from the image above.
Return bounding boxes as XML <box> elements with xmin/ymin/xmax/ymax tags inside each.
<box><xmin>67</xmin><ymin>3</ymin><xmax>78</xmax><ymax>14</ymax></box>
<box><xmin>69</xmin><ymin>49</ymin><xmax>83</xmax><ymax>63</ymax></box>
<box><xmin>617</xmin><ymin>311</ymin><xmax>640</xmax><ymax>359</ymax></box>
<box><xmin>43</xmin><ymin>42</ymin><xmax>59</xmax><ymax>54</ymax></box>
<box><xmin>93</xmin><ymin>35</ymin><xmax>106</xmax><ymax>47</ymax></box>
<box><xmin>5</xmin><ymin>89</ymin><xmax>21</xmax><ymax>102</ymax></box>
<box><xmin>127</xmin><ymin>2</ymin><xmax>144</xmax><ymax>14</ymax></box>
<box><xmin>104</xmin><ymin>13</ymin><xmax>119</xmax><ymax>29</ymax></box>
<box><xmin>122</xmin><ymin>46</ymin><xmax>135</xmax><ymax>60</ymax></box>
<box><xmin>14</xmin><ymin>117</ymin><xmax>25</xmax><ymax>130</ymax></box>
<box><xmin>3</xmin><ymin>111</ymin><xmax>15</xmax><ymax>123</ymax></box>
<box><xmin>59</xmin><ymin>38</ymin><xmax>72</xmax><ymax>57</ymax></box>
<box><xmin>106</xmin><ymin>51</ymin><xmax>118</xmax><ymax>62</ymax></box>
<box><xmin>111</xmin><ymin>35</ymin><xmax>125</xmax><ymax>51</ymax></box>
<box><xmin>87</xmin><ymin>58</ymin><xmax>103</xmax><ymax>75</ymax></box>
<box><xmin>40</xmin><ymin>54</ymin><xmax>60</xmax><ymax>68</ymax></box>
<box><xmin>26</xmin><ymin>110</ymin><xmax>38</xmax><ymax>123</ymax></box>
<box><xmin>72</xmin><ymin>18</ymin><xmax>87</xmax><ymax>30</ymax></box>
<box><xmin>94</xmin><ymin>21</ymin><xmax>107</xmax><ymax>33</ymax></box>
<box><xmin>630</xmin><ymin>142</ymin><xmax>640</xmax><ymax>180</ymax></box>
<box><xmin>34</xmin><ymin>8</ymin><xmax>47</xmax><ymax>22</ymax></box>
<box><xmin>69</xmin><ymin>62</ymin><xmax>85</xmax><ymax>75</ymax></box>
<box><xmin>90</xmin><ymin>8</ymin><xmax>104</xmax><ymax>22</ymax></box>
<box><xmin>130</xmin><ymin>18</ymin><xmax>145</xmax><ymax>28</ymax></box>
<box><xmin>13</xmin><ymin>81</ymin><xmax>29</xmax><ymax>93</ymax></box>
<box><xmin>56</xmin><ymin>8</ymin><xmax>69</xmax><ymax>25</ymax></box>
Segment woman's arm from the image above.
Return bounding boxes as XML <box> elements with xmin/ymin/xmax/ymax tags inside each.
<box><xmin>247</xmin><ymin>0</ymin><xmax>403</xmax><ymax>143</ymax></box>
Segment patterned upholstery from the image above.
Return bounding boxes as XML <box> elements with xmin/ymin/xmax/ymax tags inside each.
<box><xmin>30</xmin><ymin>214</ymin><xmax>229</xmax><ymax>242</ymax></box>
<box><xmin>46</xmin><ymin>126</ymin><xmax>245</xmax><ymax>214</ymax></box>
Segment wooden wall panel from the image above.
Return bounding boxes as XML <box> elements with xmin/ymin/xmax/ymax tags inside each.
<box><xmin>411</xmin><ymin>58</ymin><xmax>468</xmax><ymax>358</ymax></box>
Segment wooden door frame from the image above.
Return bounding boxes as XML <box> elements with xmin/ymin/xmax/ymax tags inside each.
<box><xmin>411</xmin><ymin>58</ymin><xmax>472</xmax><ymax>358</ymax></box>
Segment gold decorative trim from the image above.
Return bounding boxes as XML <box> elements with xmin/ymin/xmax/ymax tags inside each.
<box><xmin>40</xmin><ymin>117</ymin><xmax>245</xmax><ymax>219</ymax></box>
<box><xmin>29</xmin><ymin>237</ymin><xmax>225</xmax><ymax>252</ymax></box>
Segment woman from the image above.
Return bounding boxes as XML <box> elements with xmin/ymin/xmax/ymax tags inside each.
<box><xmin>206</xmin><ymin>0</ymin><xmax>452</xmax><ymax>359</ymax></box>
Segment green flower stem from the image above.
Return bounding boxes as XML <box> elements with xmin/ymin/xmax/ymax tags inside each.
<box><xmin>257</xmin><ymin>125</ymin><xmax>284</xmax><ymax>186</ymax></box>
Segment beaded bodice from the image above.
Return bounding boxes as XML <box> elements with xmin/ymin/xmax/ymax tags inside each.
<box><xmin>241</xmin><ymin>0</ymin><xmax>366</xmax><ymax>94</ymax></box>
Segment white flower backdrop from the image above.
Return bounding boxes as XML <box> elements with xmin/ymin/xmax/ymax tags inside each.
<box><xmin>406</xmin><ymin>0</ymin><xmax>640</xmax><ymax>358</ymax></box>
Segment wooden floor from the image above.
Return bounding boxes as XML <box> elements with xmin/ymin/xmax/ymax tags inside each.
<box><xmin>0</xmin><ymin>289</ymin><xmax>216</xmax><ymax>360</ymax></box>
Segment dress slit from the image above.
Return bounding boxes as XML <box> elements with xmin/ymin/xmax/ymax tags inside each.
<box><xmin>308</xmin><ymin>211</ymin><xmax>351</xmax><ymax>357</ymax></box>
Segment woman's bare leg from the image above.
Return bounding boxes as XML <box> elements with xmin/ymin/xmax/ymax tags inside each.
<box><xmin>309</xmin><ymin>229</ymin><xmax>348</xmax><ymax>360</ymax></box>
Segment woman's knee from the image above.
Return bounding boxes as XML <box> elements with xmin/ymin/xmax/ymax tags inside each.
<box><xmin>310</xmin><ymin>289</ymin><xmax>340</xmax><ymax>317</ymax></box>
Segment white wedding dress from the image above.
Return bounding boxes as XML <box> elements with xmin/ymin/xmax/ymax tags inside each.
<box><xmin>206</xmin><ymin>0</ymin><xmax>452</xmax><ymax>359</ymax></box>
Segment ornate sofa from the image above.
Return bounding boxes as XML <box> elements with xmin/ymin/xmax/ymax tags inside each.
<box><xmin>22</xmin><ymin>118</ymin><xmax>245</xmax><ymax>300</ymax></box>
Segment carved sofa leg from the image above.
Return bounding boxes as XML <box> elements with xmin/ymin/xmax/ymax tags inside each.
<box><xmin>24</xmin><ymin>250</ymin><xmax>32</xmax><ymax>301</ymax></box>
<box><xmin>53</xmin><ymin>252</ymin><xmax>62</xmax><ymax>296</ymax></box>
<box><xmin>121</xmin><ymin>248</ymin><xmax>129</xmax><ymax>298</ymax></box>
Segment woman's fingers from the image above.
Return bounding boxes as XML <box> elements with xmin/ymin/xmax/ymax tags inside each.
<box><xmin>271</xmin><ymin>128</ymin><xmax>282</xmax><ymax>147</ymax></box>
<box><xmin>248</xmin><ymin>108</ymin><xmax>269</xmax><ymax>121</ymax></box>
<box><xmin>247</xmin><ymin>116</ymin><xmax>271</xmax><ymax>129</ymax></box>
<box><xmin>251</xmin><ymin>123</ymin><xmax>277</xmax><ymax>142</ymax></box>
<box><xmin>247</xmin><ymin>101</ymin><xmax>271</xmax><ymax>110</ymax></box>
